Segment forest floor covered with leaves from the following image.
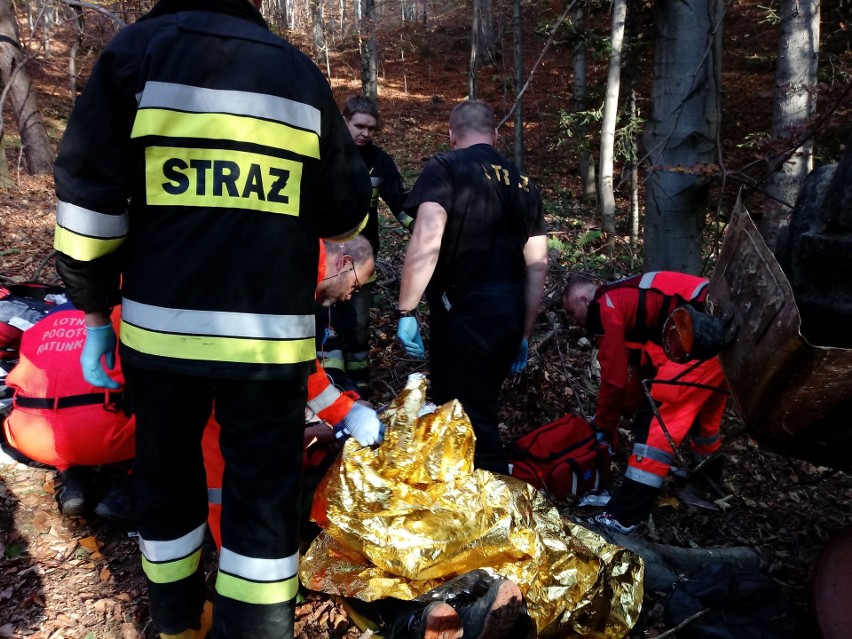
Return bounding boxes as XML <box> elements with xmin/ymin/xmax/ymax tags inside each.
<box><xmin>2</xmin><ymin>1</ymin><xmax>852</xmax><ymax>637</ymax></box>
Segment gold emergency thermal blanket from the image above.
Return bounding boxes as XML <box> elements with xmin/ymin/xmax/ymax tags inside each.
<box><xmin>300</xmin><ymin>375</ymin><xmax>644</xmax><ymax>638</ymax></box>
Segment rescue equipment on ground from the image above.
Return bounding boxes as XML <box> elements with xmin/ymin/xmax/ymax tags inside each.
<box><xmin>508</xmin><ymin>414</ymin><xmax>612</xmax><ymax>501</ymax></box>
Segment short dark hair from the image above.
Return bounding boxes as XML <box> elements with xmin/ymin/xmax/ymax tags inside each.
<box><xmin>343</xmin><ymin>95</ymin><xmax>379</xmax><ymax>121</ymax></box>
<box><xmin>449</xmin><ymin>101</ymin><xmax>495</xmax><ymax>138</ymax></box>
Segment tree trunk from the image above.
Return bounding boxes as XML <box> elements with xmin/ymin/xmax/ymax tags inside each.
<box><xmin>359</xmin><ymin>0</ymin><xmax>378</xmax><ymax>101</ymax></box>
<box><xmin>311</xmin><ymin>0</ymin><xmax>327</xmax><ymax>67</ymax></box>
<box><xmin>572</xmin><ymin>4</ymin><xmax>596</xmax><ymax>204</ymax></box>
<box><xmin>512</xmin><ymin>0</ymin><xmax>523</xmax><ymax>170</ymax></box>
<box><xmin>599</xmin><ymin>0</ymin><xmax>626</xmax><ymax>237</ymax></box>
<box><xmin>0</xmin><ymin>0</ymin><xmax>54</xmax><ymax>176</ymax></box>
<box><xmin>469</xmin><ymin>0</ymin><xmax>481</xmax><ymax>99</ymax></box>
<box><xmin>759</xmin><ymin>0</ymin><xmax>820</xmax><ymax>253</ymax></box>
<box><xmin>68</xmin><ymin>5</ymin><xmax>84</xmax><ymax>106</ymax></box>
<box><xmin>642</xmin><ymin>0</ymin><xmax>723</xmax><ymax>274</ymax></box>
<box><xmin>277</xmin><ymin>0</ymin><xmax>290</xmax><ymax>30</ymax></box>
<box><xmin>588</xmin><ymin>522</ymin><xmax>761</xmax><ymax>593</ymax></box>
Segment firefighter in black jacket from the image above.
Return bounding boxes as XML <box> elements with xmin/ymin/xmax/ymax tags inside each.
<box><xmin>317</xmin><ymin>95</ymin><xmax>410</xmax><ymax>395</ymax></box>
<box><xmin>52</xmin><ymin>0</ymin><xmax>372</xmax><ymax>637</ymax></box>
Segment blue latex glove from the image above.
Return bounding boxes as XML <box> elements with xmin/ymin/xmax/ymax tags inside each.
<box><xmin>510</xmin><ymin>338</ymin><xmax>529</xmax><ymax>375</ymax></box>
<box><xmin>337</xmin><ymin>402</ymin><xmax>385</xmax><ymax>446</ymax></box>
<box><xmin>397</xmin><ymin>316</ymin><xmax>425</xmax><ymax>358</ymax></box>
<box><xmin>80</xmin><ymin>324</ymin><xmax>121</xmax><ymax>389</ymax></box>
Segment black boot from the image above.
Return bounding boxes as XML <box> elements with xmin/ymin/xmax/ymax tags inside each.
<box><xmin>57</xmin><ymin>466</ymin><xmax>91</xmax><ymax>517</ymax></box>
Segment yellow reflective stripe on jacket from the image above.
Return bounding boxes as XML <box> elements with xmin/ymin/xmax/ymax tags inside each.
<box><xmin>138</xmin><ymin>524</ymin><xmax>205</xmax><ymax>585</ymax></box>
<box><xmin>145</xmin><ymin>146</ymin><xmax>304</xmax><ymax>216</ymax></box>
<box><xmin>122</xmin><ymin>299</ymin><xmax>314</xmax><ymax>340</ymax></box>
<box><xmin>53</xmin><ymin>200</ymin><xmax>129</xmax><ymax>261</ymax></box>
<box><xmin>142</xmin><ymin>548</ymin><xmax>202</xmax><ymax>584</ymax></box>
<box><xmin>216</xmin><ymin>548</ymin><xmax>299</xmax><ymax>605</ymax></box>
<box><xmin>133</xmin><ymin>110</ymin><xmax>320</xmax><ymax>160</ymax></box>
<box><xmin>121</xmin><ymin>321</ymin><xmax>315</xmax><ymax>365</ymax></box>
<box><xmin>136</xmin><ymin>82</ymin><xmax>321</xmax><ymax>136</ymax></box>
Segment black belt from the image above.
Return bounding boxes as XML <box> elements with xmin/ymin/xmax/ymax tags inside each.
<box><xmin>14</xmin><ymin>391</ymin><xmax>124</xmax><ymax>411</ymax></box>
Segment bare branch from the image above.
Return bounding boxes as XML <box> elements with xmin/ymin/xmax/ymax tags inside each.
<box><xmin>497</xmin><ymin>0</ymin><xmax>577</xmax><ymax>130</ymax></box>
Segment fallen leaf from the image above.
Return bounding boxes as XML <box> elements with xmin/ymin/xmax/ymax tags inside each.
<box><xmin>79</xmin><ymin>536</ymin><xmax>103</xmax><ymax>552</ymax></box>
<box><xmin>100</xmin><ymin>566</ymin><xmax>111</xmax><ymax>581</ymax></box>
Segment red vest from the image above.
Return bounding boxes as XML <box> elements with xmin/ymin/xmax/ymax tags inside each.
<box><xmin>4</xmin><ymin>308</ymin><xmax>134</xmax><ymax>471</ymax></box>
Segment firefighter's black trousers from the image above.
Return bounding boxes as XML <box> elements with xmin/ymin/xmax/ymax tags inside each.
<box><xmin>124</xmin><ymin>364</ymin><xmax>306</xmax><ymax>638</ymax></box>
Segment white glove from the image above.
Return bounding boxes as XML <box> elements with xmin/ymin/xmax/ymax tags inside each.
<box><xmin>338</xmin><ymin>402</ymin><xmax>385</xmax><ymax>446</ymax></box>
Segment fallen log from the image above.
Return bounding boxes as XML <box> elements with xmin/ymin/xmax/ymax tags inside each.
<box><xmin>583</xmin><ymin>522</ymin><xmax>762</xmax><ymax>592</ymax></box>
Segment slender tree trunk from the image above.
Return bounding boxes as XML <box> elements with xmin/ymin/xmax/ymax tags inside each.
<box><xmin>642</xmin><ymin>0</ymin><xmax>723</xmax><ymax>274</ymax></box>
<box><xmin>360</xmin><ymin>0</ymin><xmax>378</xmax><ymax>101</ymax></box>
<box><xmin>760</xmin><ymin>0</ymin><xmax>820</xmax><ymax>253</ymax></box>
<box><xmin>599</xmin><ymin>0</ymin><xmax>627</xmax><ymax>237</ymax></box>
<box><xmin>629</xmin><ymin>87</ymin><xmax>640</xmax><ymax>247</ymax></box>
<box><xmin>278</xmin><ymin>0</ymin><xmax>290</xmax><ymax>30</ymax></box>
<box><xmin>469</xmin><ymin>0</ymin><xmax>481</xmax><ymax>99</ymax></box>
<box><xmin>0</xmin><ymin>0</ymin><xmax>53</xmax><ymax>176</ymax></box>
<box><xmin>572</xmin><ymin>4</ymin><xmax>596</xmax><ymax>203</ymax></box>
<box><xmin>512</xmin><ymin>0</ymin><xmax>523</xmax><ymax>170</ymax></box>
<box><xmin>68</xmin><ymin>6</ymin><xmax>84</xmax><ymax>106</ymax></box>
<box><xmin>311</xmin><ymin>0</ymin><xmax>327</xmax><ymax>67</ymax></box>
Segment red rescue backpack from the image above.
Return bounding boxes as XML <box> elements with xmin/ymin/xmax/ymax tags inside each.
<box><xmin>508</xmin><ymin>414</ymin><xmax>612</xmax><ymax>500</ymax></box>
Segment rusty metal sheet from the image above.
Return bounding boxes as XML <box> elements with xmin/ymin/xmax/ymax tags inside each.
<box><xmin>706</xmin><ymin>200</ymin><xmax>852</xmax><ymax>469</ymax></box>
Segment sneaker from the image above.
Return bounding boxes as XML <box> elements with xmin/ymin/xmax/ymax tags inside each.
<box><xmin>589</xmin><ymin>512</ymin><xmax>639</xmax><ymax>535</ymax></box>
<box><xmin>578</xmin><ymin>489</ymin><xmax>611</xmax><ymax>507</ymax></box>
<box><xmin>94</xmin><ymin>477</ymin><xmax>135</xmax><ymax>522</ymax></box>
<box><xmin>457</xmin><ymin>579</ymin><xmax>523</xmax><ymax>639</ymax></box>
<box><xmin>57</xmin><ymin>467</ymin><xmax>90</xmax><ymax>517</ymax></box>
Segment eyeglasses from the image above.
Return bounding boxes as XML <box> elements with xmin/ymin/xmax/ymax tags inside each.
<box><xmin>321</xmin><ymin>265</ymin><xmax>361</xmax><ymax>294</ymax></box>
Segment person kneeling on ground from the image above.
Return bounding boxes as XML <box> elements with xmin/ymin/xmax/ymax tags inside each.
<box><xmin>562</xmin><ymin>271</ymin><xmax>729</xmax><ymax>534</ymax></box>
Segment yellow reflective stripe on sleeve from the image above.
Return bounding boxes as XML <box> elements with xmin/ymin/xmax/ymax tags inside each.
<box><xmin>133</xmin><ymin>109</ymin><xmax>320</xmax><ymax>159</ymax></box>
<box><xmin>141</xmin><ymin>549</ymin><xmax>202</xmax><ymax>584</ymax></box>
<box><xmin>120</xmin><ymin>321</ymin><xmax>315</xmax><ymax>365</ymax></box>
<box><xmin>54</xmin><ymin>226</ymin><xmax>125</xmax><ymax>261</ymax></box>
<box><xmin>145</xmin><ymin>146</ymin><xmax>303</xmax><ymax>216</ymax></box>
<box><xmin>215</xmin><ymin>571</ymin><xmax>299</xmax><ymax>605</ymax></box>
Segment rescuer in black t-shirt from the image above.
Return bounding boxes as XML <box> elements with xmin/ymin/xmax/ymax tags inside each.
<box><xmin>395</xmin><ymin>100</ymin><xmax>548</xmax><ymax>474</ymax></box>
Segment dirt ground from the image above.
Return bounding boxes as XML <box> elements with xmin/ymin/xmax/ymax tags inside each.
<box><xmin>2</xmin><ymin>1</ymin><xmax>852</xmax><ymax>638</ymax></box>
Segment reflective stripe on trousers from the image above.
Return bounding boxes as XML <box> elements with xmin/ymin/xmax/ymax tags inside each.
<box><xmin>125</xmin><ymin>364</ymin><xmax>306</xmax><ymax>638</ymax></box>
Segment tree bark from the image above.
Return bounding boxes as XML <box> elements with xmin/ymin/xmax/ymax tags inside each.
<box><xmin>469</xmin><ymin>0</ymin><xmax>481</xmax><ymax>99</ymax></box>
<box><xmin>0</xmin><ymin>0</ymin><xmax>54</xmax><ymax>176</ymax></box>
<box><xmin>642</xmin><ymin>0</ymin><xmax>723</xmax><ymax>274</ymax></box>
<box><xmin>760</xmin><ymin>0</ymin><xmax>820</xmax><ymax>253</ymax></box>
<box><xmin>599</xmin><ymin>0</ymin><xmax>627</xmax><ymax>237</ymax></box>
<box><xmin>359</xmin><ymin>0</ymin><xmax>378</xmax><ymax>101</ymax></box>
<box><xmin>512</xmin><ymin>0</ymin><xmax>523</xmax><ymax>170</ymax></box>
<box><xmin>572</xmin><ymin>5</ymin><xmax>596</xmax><ymax>204</ymax></box>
